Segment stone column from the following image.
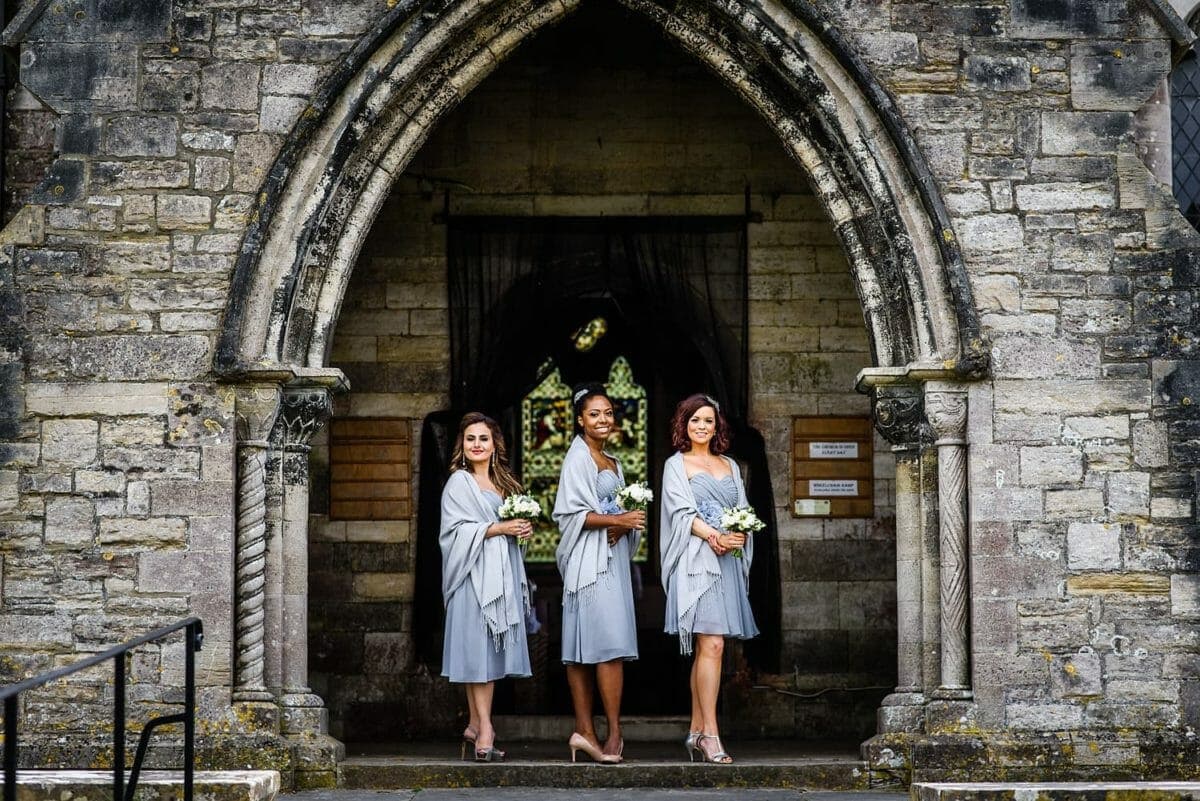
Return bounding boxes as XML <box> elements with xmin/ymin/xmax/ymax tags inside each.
<box><xmin>272</xmin><ymin>385</ymin><xmax>334</xmax><ymax>733</ymax></box>
<box><xmin>925</xmin><ymin>382</ymin><xmax>971</xmax><ymax>698</ymax></box>
<box><xmin>233</xmin><ymin>382</ymin><xmax>285</xmax><ymax>703</ymax></box>
<box><xmin>872</xmin><ymin>385</ymin><xmax>928</xmax><ymax>732</ymax></box>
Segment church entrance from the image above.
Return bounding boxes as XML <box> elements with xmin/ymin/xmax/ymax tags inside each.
<box><xmin>404</xmin><ymin>216</ymin><xmax>781</xmax><ymax>716</ymax></box>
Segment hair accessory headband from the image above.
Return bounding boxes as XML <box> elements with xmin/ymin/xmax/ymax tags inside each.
<box><xmin>573</xmin><ymin>388</ymin><xmax>590</xmax><ymax>404</ymax></box>
<box><xmin>704</xmin><ymin>394</ymin><xmax>721</xmax><ymax>413</ymax></box>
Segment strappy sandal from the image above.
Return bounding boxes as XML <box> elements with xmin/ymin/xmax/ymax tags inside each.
<box><xmin>460</xmin><ymin>725</ymin><xmax>477</xmax><ymax>760</ymax></box>
<box><xmin>697</xmin><ymin>733</ymin><xmax>733</xmax><ymax>764</ymax></box>
<box><xmin>475</xmin><ymin>744</ymin><xmax>505</xmax><ymax>762</ymax></box>
<box><xmin>684</xmin><ymin>731</ymin><xmax>702</xmax><ymax>761</ymax></box>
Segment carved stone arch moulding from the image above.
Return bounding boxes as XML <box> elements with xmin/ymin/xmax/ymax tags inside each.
<box><xmin>214</xmin><ymin>0</ymin><xmax>991</xmax><ymax>381</ymax></box>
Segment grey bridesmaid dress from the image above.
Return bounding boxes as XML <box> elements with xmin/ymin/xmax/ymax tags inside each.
<box><xmin>664</xmin><ymin>473</ymin><xmax>759</xmax><ymax>640</ymax></box>
<box><xmin>441</xmin><ymin>489</ymin><xmax>532</xmax><ymax>683</ymax></box>
<box><xmin>560</xmin><ymin>469</ymin><xmax>639</xmax><ymax>664</ymax></box>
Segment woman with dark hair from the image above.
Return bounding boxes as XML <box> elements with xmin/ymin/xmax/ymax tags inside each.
<box><xmin>440</xmin><ymin>412</ymin><xmax>534</xmax><ymax>762</ymax></box>
<box><xmin>659</xmin><ymin>394</ymin><xmax>759</xmax><ymax>764</ymax></box>
<box><xmin>552</xmin><ymin>384</ymin><xmax>646</xmax><ymax>763</ymax></box>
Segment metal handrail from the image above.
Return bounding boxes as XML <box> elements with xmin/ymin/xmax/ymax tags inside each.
<box><xmin>1</xmin><ymin>617</ymin><xmax>204</xmax><ymax>801</ymax></box>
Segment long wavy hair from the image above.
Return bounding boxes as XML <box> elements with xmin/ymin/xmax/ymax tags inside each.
<box><xmin>448</xmin><ymin>412</ymin><xmax>523</xmax><ymax>497</ymax></box>
<box><xmin>670</xmin><ymin>393</ymin><xmax>731</xmax><ymax>454</ymax></box>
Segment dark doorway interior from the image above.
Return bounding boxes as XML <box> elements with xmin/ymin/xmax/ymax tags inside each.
<box><xmin>413</xmin><ymin>217</ymin><xmax>782</xmax><ymax>715</ymax></box>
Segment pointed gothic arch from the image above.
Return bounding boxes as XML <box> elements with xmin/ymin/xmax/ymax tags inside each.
<box><xmin>215</xmin><ymin>0</ymin><xmax>989</xmax><ymax>379</ymax></box>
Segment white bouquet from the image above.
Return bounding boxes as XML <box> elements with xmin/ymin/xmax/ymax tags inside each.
<box><xmin>498</xmin><ymin>493</ymin><xmax>542</xmax><ymax>520</ymax></box>
<box><xmin>615</xmin><ymin>481</ymin><xmax>654</xmax><ymax>512</ymax></box>
<box><xmin>719</xmin><ymin>506</ymin><xmax>765</xmax><ymax>559</ymax></box>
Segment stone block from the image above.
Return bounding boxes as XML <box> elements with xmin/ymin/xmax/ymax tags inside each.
<box><xmin>100</xmin><ymin>239</ymin><xmax>172</xmax><ymax>274</ymax></box>
<box><xmin>142</xmin><ymin>60</ymin><xmax>200</xmax><ymax>113</ymax></box>
<box><xmin>1132</xmin><ymin>419</ymin><xmax>1169</xmax><ymax>467</ymax></box>
<box><xmin>158</xmin><ymin>195</ymin><xmax>213</xmax><ymax>228</ymax></box>
<box><xmin>1016</xmin><ymin>182</ymin><xmax>1116</xmax><ymax>212</ymax></box>
<box><xmin>1066</xmin><ymin>522</ymin><xmax>1122</xmax><ymax>570</ymax></box>
<box><xmin>194</xmin><ymin>157</ymin><xmax>231</xmax><ymax>192</ymax></box>
<box><xmin>363</xmin><ymin>631</ymin><xmax>412</xmax><ymax>674</ymax></box>
<box><xmin>149</xmin><ymin>480</ymin><xmax>233</xmax><ymax>517</ymax></box>
<box><xmin>1020</xmin><ymin>446</ymin><xmax>1083</xmax><ymax>485</ymax></box>
<box><xmin>231</xmin><ymin>133</ymin><xmax>279</xmax><ymax>192</ymax></box>
<box><xmin>137</xmin><ymin>549</ymin><xmax>232</xmax><ymax>594</ymax></box>
<box><xmin>1070</xmin><ymin>41</ymin><xmax>1170</xmax><ymax>112</ymax></box>
<box><xmin>1044</xmin><ymin>488</ymin><xmax>1105</xmax><ymax>519</ymax></box>
<box><xmin>956</xmin><ymin>214</ymin><xmax>1024</xmax><ymax>253</ymax></box>
<box><xmin>260</xmin><ymin>95</ymin><xmax>309</xmax><ymax>134</ymax></box>
<box><xmin>1007</xmin><ymin>702</ymin><xmax>1084</xmax><ymax>730</ymax></box>
<box><xmin>1050</xmin><ymin>650</ymin><xmax>1102</xmax><ymax>698</ymax></box>
<box><xmin>353</xmin><ymin>572</ymin><xmax>414</xmax><ymax>601</ymax></box>
<box><xmin>1041</xmin><ymin>111</ymin><xmax>1132</xmax><ymax>156</ymax></box>
<box><xmin>1107</xmin><ymin>471</ymin><xmax>1150</xmax><ymax>516</ymax></box>
<box><xmin>105</xmin><ymin>116</ymin><xmax>178</xmax><ymax>157</ymax></box>
<box><xmin>91</xmin><ymin>160</ymin><xmax>190</xmax><ymax>190</ymax></box>
<box><xmin>75</xmin><ymin>469</ymin><xmax>125</xmax><ymax>495</ymax></box>
<box><xmin>994</xmin><ymin>380</ymin><xmax>1150</xmax><ymax>415</ymax></box>
<box><xmin>201</xmin><ymin>63</ymin><xmax>262</xmax><ymax>112</ymax></box>
<box><xmin>99</xmin><ymin>517</ymin><xmax>186</xmax><ymax>547</ymax></box>
<box><xmin>42</xmin><ymin>419</ymin><xmax>98</xmax><ymax>467</ymax></box>
<box><xmin>1152</xmin><ymin>497</ymin><xmax>1193</xmax><ymax>518</ymax></box>
<box><xmin>45</xmin><ymin>496</ymin><xmax>96</xmax><ymax>547</ymax></box>
<box><xmin>1051</xmin><ymin>232</ymin><xmax>1114</xmax><ymax>273</ymax></box>
<box><xmin>20</xmin><ymin>44</ymin><xmax>137</xmax><ymax>112</ymax></box>
<box><xmin>0</xmin><ymin>615</ymin><xmax>74</xmax><ymax>647</ymax></box>
<box><xmin>971</xmin><ymin>274</ymin><xmax>1020</xmax><ymax>314</ymax></box>
<box><xmin>965</xmin><ymin>55</ymin><xmax>1031</xmax><ymax>91</ymax></box>
<box><xmin>993</xmin><ymin>336</ymin><xmax>1100</xmax><ymax>380</ymax></box>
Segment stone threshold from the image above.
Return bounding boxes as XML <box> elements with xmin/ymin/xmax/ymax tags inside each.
<box><xmin>340</xmin><ymin>740</ymin><xmax>871</xmax><ymax>789</ymax></box>
<box><xmin>8</xmin><ymin>769</ymin><xmax>280</xmax><ymax>801</ymax></box>
<box><xmin>915</xmin><ymin>782</ymin><xmax>1200</xmax><ymax>801</ymax></box>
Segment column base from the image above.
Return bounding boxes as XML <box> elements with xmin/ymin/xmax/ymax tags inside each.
<box><xmin>877</xmin><ymin>691</ymin><xmax>926</xmax><ymax>733</ymax></box>
<box><xmin>229</xmin><ymin>699</ymin><xmax>282</xmax><ymax>733</ymax></box>
<box><xmin>281</xmin><ymin>691</ymin><xmax>329</xmax><ymax>735</ymax></box>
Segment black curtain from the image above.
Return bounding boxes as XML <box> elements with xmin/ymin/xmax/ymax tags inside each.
<box><xmin>411</xmin><ymin>218</ymin><xmax>781</xmax><ymax>672</ymax></box>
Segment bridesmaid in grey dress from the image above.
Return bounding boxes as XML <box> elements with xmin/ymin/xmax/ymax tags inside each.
<box><xmin>659</xmin><ymin>394</ymin><xmax>759</xmax><ymax>764</ymax></box>
<box><xmin>553</xmin><ymin>385</ymin><xmax>646</xmax><ymax>763</ymax></box>
<box><xmin>440</xmin><ymin>412</ymin><xmax>535</xmax><ymax>762</ymax></box>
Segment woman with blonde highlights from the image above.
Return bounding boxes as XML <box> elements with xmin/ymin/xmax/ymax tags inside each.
<box><xmin>659</xmin><ymin>394</ymin><xmax>758</xmax><ymax>764</ymax></box>
<box><xmin>439</xmin><ymin>412</ymin><xmax>533</xmax><ymax>762</ymax></box>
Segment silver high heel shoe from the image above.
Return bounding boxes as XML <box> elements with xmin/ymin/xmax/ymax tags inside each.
<box><xmin>684</xmin><ymin>731</ymin><xmax>702</xmax><ymax>762</ymax></box>
<box><xmin>697</xmin><ymin>733</ymin><xmax>733</xmax><ymax>764</ymax></box>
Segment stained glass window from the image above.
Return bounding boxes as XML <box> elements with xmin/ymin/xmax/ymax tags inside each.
<box><xmin>520</xmin><ymin>356</ymin><xmax>649</xmax><ymax>563</ymax></box>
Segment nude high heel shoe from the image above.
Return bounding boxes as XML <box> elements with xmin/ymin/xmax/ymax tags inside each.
<box><xmin>568</xmin><ymin>732</ymin><xmax>619</xmax><ymax>764</ymax></box>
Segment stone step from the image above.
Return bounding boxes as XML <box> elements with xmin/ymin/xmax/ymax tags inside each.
<box><xmin>10</xmin><ymin>770</ymin><xmax>280</xmax><ymax>801</ymax></box>
<box><xmin>340</xmin><ymin>741</ymin><xmax>872</xmax><ymax>789</ymax></box>
<box><xmin>490</xmin><ymin>714</ymin><xmax>689</xmax><ymax>741</ymax></box>
<box><xmin>914</xmin><ymin>783</ymin><xmax>1200</xmax><ymax>801</ymax></box>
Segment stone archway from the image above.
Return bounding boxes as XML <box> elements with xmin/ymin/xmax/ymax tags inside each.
<box><xmin>214</xmin><ymin>0</ymin><xmax>990</xmax><ymax>748</ymax></box>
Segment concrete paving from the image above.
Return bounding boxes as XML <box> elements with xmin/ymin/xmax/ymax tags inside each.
<box><xmin>284</xmin><ymin>790</ymin><xmax>910</xmax><ymax>801</ymax></box>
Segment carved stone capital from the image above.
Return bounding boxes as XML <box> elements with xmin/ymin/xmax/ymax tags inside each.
<box><xmin>234</xmin><ymin>383</ymin><xmax>284</xmax><ymax>446</ymax></box>
<box><xmin>872</xmin><ymin>385</ymin><xmax>927</xmax><ymax>452</ymax></box>
<box><xmin>272</xmin><ymin>386</ymin><xmax>333</xmax><ymax>451</ymax></box>
<box><xmin>924</xmin><ymin>383</ymin><xmax>968</xmax><ymax>445</ymax></box>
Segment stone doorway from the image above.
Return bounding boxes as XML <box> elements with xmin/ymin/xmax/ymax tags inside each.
<box><xmin>216</xmin><ymin>0</ymin><xmax>985</xmax><ymax>756</ymax></box>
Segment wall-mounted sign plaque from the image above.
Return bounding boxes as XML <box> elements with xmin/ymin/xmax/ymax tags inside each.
<box><xmin>792</xmin><ymin>416</ymin><xmax>874</xmax><ymax>518</ymax></box>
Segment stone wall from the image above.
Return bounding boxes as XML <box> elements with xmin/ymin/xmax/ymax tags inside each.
<box><xmin>0</xmin><ymin>0</ymin><xmax>1193</xmax><ymax>783</ymax></box>
<box><xmin>310</xmin><ymin>7</ymin><xmax>895</xmax><ymax>741</ymax></box>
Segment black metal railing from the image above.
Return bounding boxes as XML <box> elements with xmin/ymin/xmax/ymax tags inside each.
<box><xmin>1</xmin><ymin>617</ymin><xmax>203</xmax><ymax>801</ymax></box>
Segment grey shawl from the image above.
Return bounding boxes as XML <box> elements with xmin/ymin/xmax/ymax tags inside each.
<box><xmin>659</xmin><ymin>452</ymin><xmax>752</xmax><ymax>654</ymax></box>
<box><xmin>439</xmin><ymin>470</ymin><xmax>530</xmax><ymax>649</ymax></box>
<box><xmin>553</xmin><ymin>436</ymin><xmax>641</xmax><ymax>607</ymax></box>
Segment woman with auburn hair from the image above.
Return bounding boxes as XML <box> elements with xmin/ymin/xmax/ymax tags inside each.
<box><xmin>659</xmin><ymin>393</ymin><xmax>759</xmax><ymax>764</ymax></box>
<box><xmin>553</xmin><ymin>384</ymin><xmax>646</xmax><ymax>764</ymax></box>
<box><xmin>440</xmin><ymin>412</ymin><xmax>534</xmax><ymax>762</ymax></box>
